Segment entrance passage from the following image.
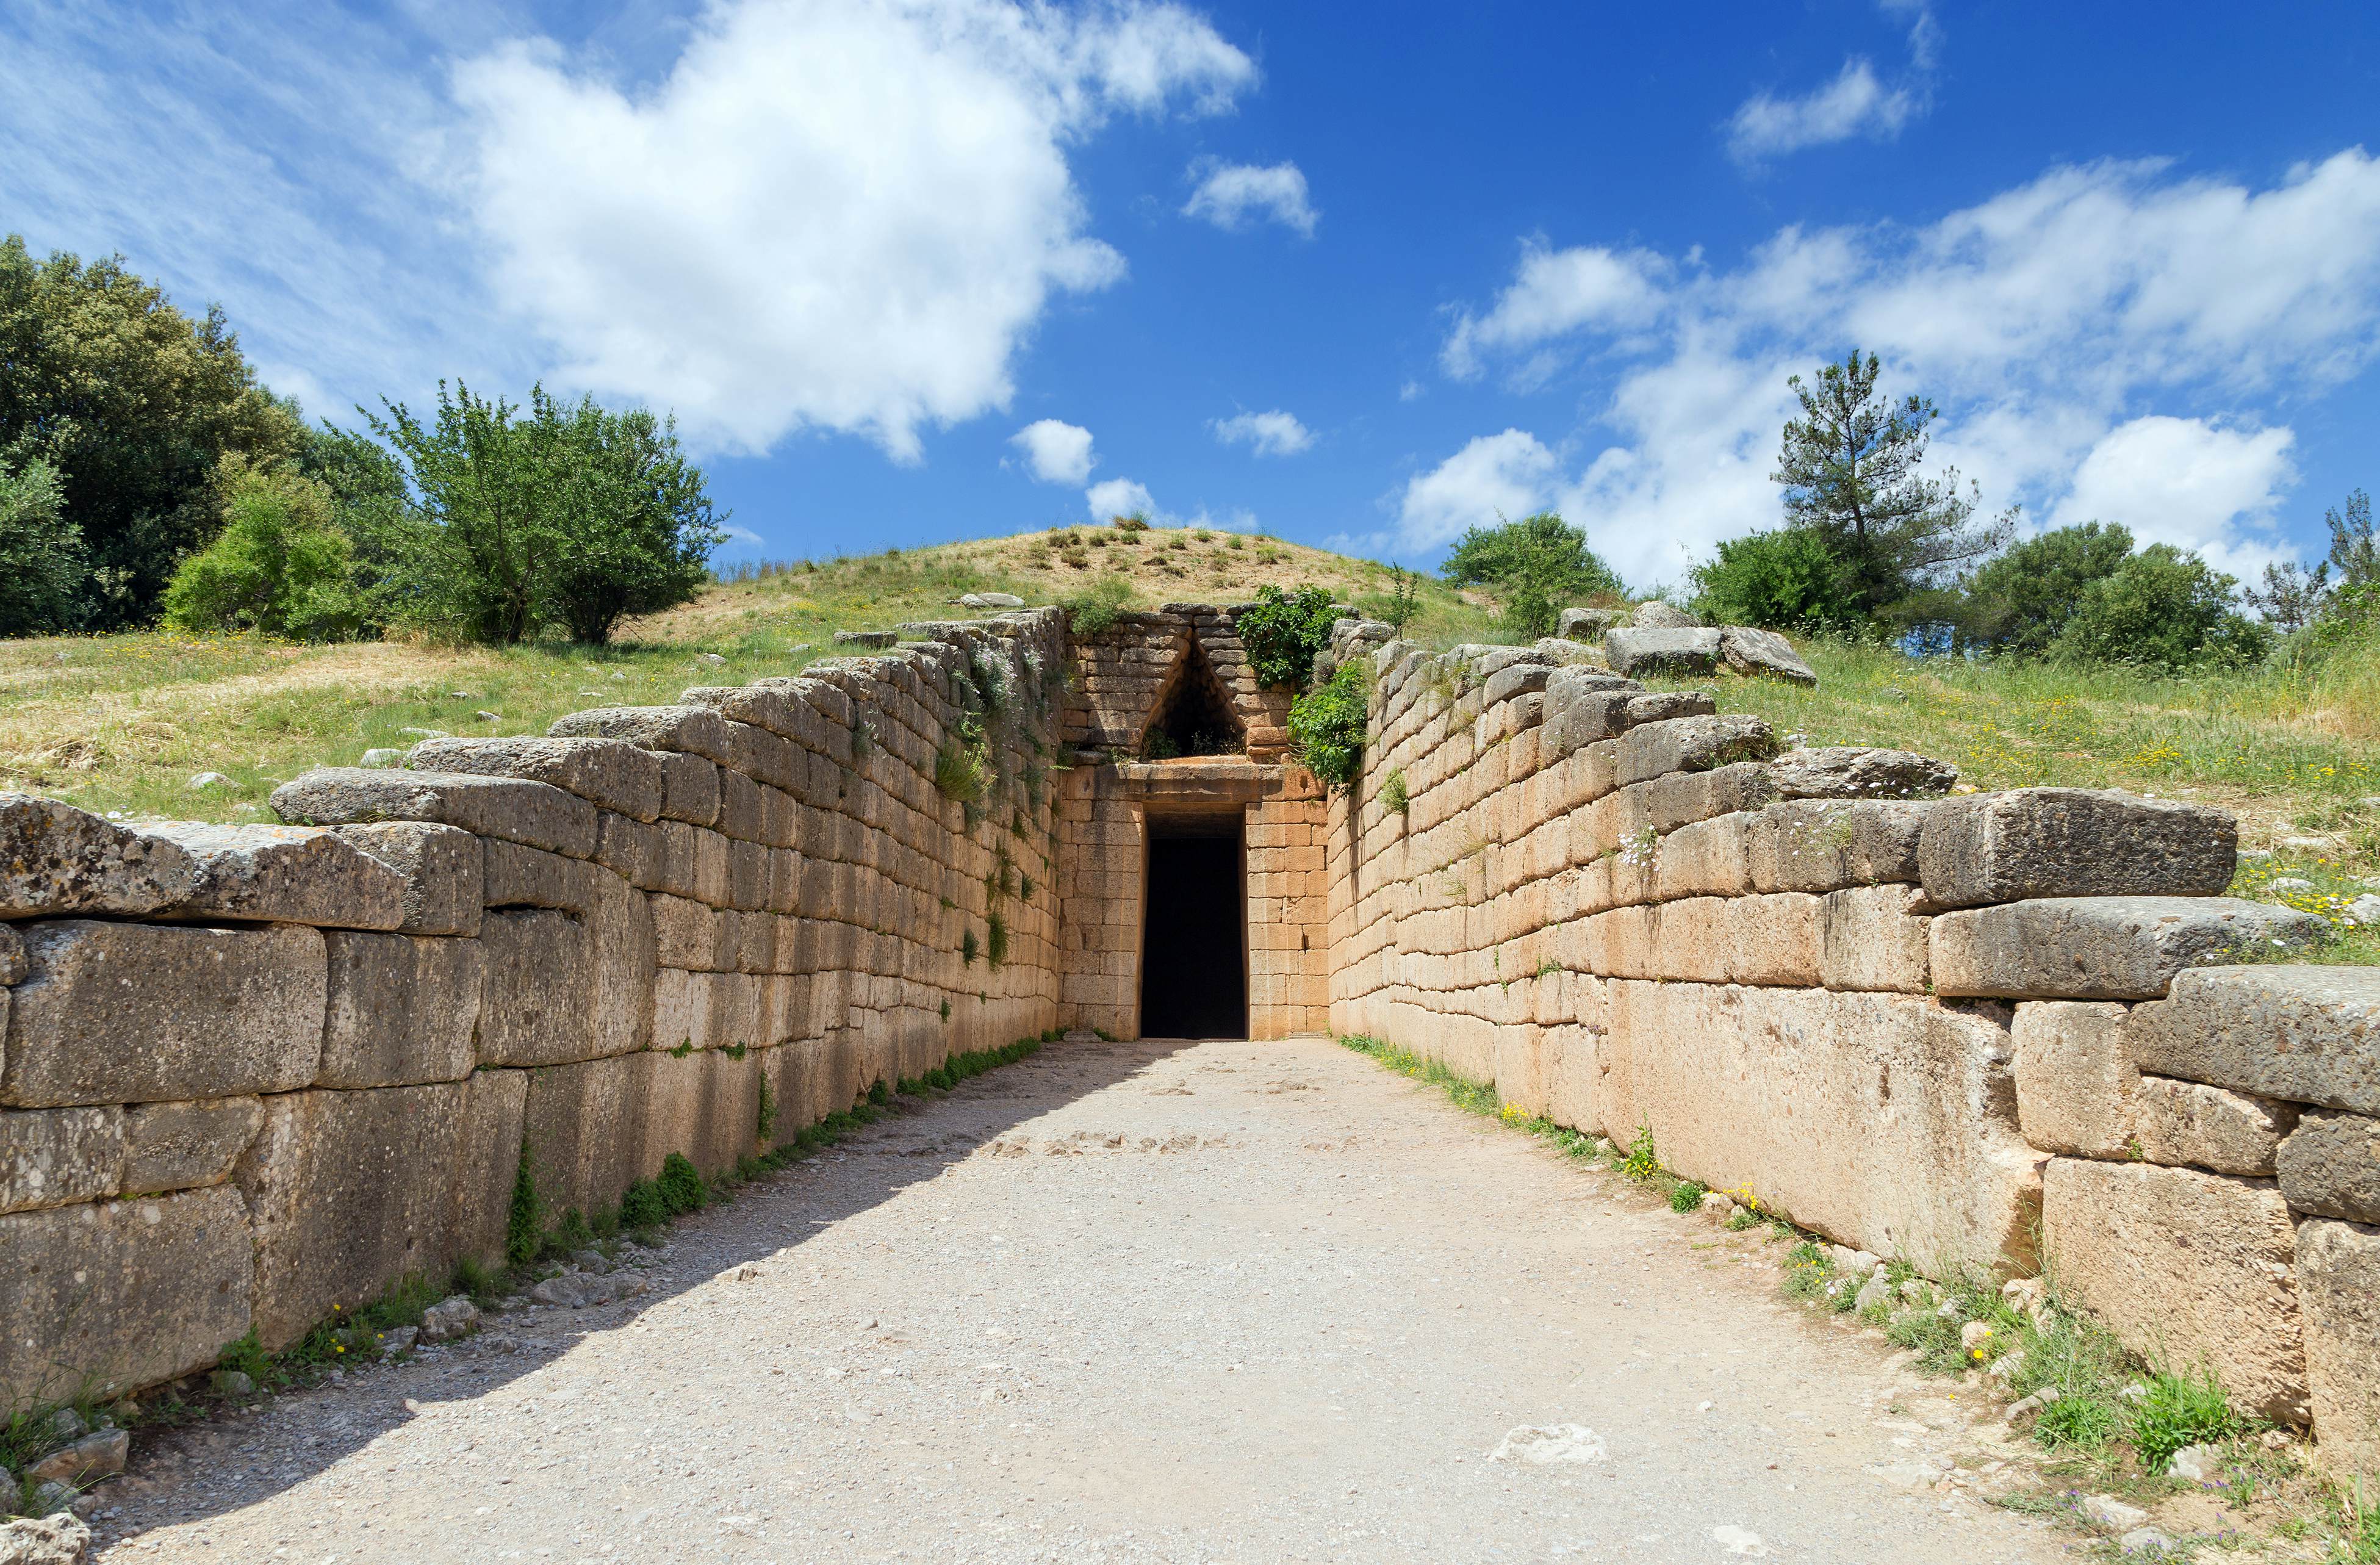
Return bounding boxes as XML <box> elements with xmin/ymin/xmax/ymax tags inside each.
<box><xmin>1139</xmin><ymin>816</ymin><xmax>1247</xmax><ymax>1038</ymax></box>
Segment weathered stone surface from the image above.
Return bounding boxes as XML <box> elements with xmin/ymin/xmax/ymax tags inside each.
<box><xmin>145</xmin><ymin>822</ymin><xmax>405</xmax><ymax>929</ymax></box>
<box><xmin>520</xmin><ymin>1053</ymin><xmax>647</xmax><ymax>1220</ymax></box>
<box><xmin>1717</xmin><ymin>625</ymin><xmax>1817</xmax><ymax>685</ymax></box>
<box><xmin>1631</xmin><ymin>600</ymin><xmax>1699</xmax><ymax>630</ymax></box>
<box><xmin>1557</xmin><ymin>606</ymin><xmax>1622</xmax><ymax>639</ymax></box>
<box><xmin>1818</xmin><ymin>884</ymin><xmax>1931</xmax><ymax>993</ymax></box>
<box><xmin>318</xmin><ymin>932</ymin><xmax>483</xmax><ymax>1087</ymax></box>
<box><xmin>2279</xmin><ymin>1110</ymin><xmax>2380</xmax><ymax>1223</ymax></box>
<box><xmin>235</xmin><ymin>1076</ymin><xmax>523</xmax><ymax>1348</ymax></box>
<box><xmin>1602</xmin><ymin>627</ymin><xmax>1720</xmax><ymax>678</ymax></box>
<box><xmin>331</xmin><ymin>822</ymin><xmax>483</xmax><ymax>937</ymax></box>
<box><xmin>1744</xmin><ymin>799</ymin><xmax>1929</xmax><ymax>894</ymax></box>
<box><xmin>481</xmin><ymin>840</ymin><xmax>602</xmax><ymax>914</ymax></box>
<box><xmin>591</xmin><ymin>874</ymin><xmax>656</xmax><ymax>1059</ymax></box>
<box><xmin>2012</xmin><ymin>1001</ymin><xmax>2136</xmax><ymax>1158</ymax></box>
<box><xmin>407</xmin><ymin>736</ymin><xmax>665</xmax><ymax>823</ymax></box>
<box><xmin>1932</xmin><ymin>897</ymin><xmax>2323</xmax><ymax>1001</ymax></box>
<box><xmin>1611</xmin><ymin>982</ymin><xmax>2042</xmax><ymax>1273</ymax></box>
<box><xmin>0</xmin><ymin>923</ymin><xmax>22</xmax><ymax>984</ymax></box>
<box><xmin>638</xmin><ymin>1047</ymin><xmax>762</xmax><ymax>1178</ymax></box>
<box><xmin>547</xmin><ymin>705</ymin><xmax>735</xmax><ymax>767</ymax></box>
<box><xmin>1614</xmin><ymin>714</ymin><xmax>1777</xmax><ymax>788</ymax></box>
<box><xmin>273</xmin><ymin>768</ymin><xmax>597</xmax><ymax>859</ymax></box>
<box><xmin>1482</xmin><ymin>663</ymin><xmax>1553</xmax><ymax>708</ymax></box>
<box><xmin>1622</xmin><ymin>691</ymin><xmax>1716</xmax><ymax>727</ymax></box>
<box><xmin>657</xmin><ymin>750</ymin><xmax>722</xmax><ymax>826</ymax></box>
<box><xmin>1919</xmin><ymin>787</ymin><xmax>2237</xmax><ymax>909</ymax></box>
<box><xmin>0</xmin><ymin>794</ymin><xmax>196</xmax><ymax>920</ymax></box>
<box><xmin>2131</xmin><ymin>1077</ymin><xmax>2296</xmax><ymax>1176</ymax></box>
<box><xmin>1540</xmin><ymin>672</ymin><xmax>1642</xmax><ymax>756</ymax></box>
<box><xmin>1768</xmin><ymin>747</ymin><xmax>1956</xmax><ymax>800</ymax></box>
<box><xmin>833</xmin><ymin>629</ymin><xmax>896</xmax><ymax>648</ymax></box>
<box><xmin>0</xmin><ymin>1106</ymin><xmax>121</xmax><ymax>1214</ymax></box>
<box><xmin>1</xmin><ymin>921</ymin><xmax>325</xmax><ymax>1107</ymax></box>
<box><xmin>2041</xmin><ymin>1158</ymin><xmax>2307</xmax><ymax>1423</ymax></box>
<box><xmin>0</xmin><ymin>1186</ymin><xmax>252</xmax><ymax>1407</ymax></box>
<box><xmin>475</xmin><ymin>910</ymin><xmax>596</xmax><ymax>1067</ymax></box>
<box><xmin>121</xmin><ymin>1097</ymin><xmax>265</xmax><ymax>1193</ymax></box>
<box><xmin>0</xmin><ymin>1513</ymin><xmax>93</xmax><ymax>1561</ymax></box>
<box><xmin>2129</xmin><ymin>966</ymin><xmax>2380</xmax><ymax>1115</ymax></box>
<box><xmin>28</xmin><ymin>1426</ymin><xmax>126</xmax><ymax>1485</ymax></box>
<box><xmin>2295</xmin><ymin>1218</ymin><xmax>2380</xmax><ymax>1478</ymax></box>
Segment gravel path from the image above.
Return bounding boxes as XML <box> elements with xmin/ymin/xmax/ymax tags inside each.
<box><xmin>95</xmin><ymin>1037</ymin><xmax>2065</xmax><ymax>1564</ymax></box>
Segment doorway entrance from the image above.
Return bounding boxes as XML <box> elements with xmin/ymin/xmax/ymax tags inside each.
<box><xmin>1138</xmin><ymin>813</ymin><xmax>1248</xmax><ymax>1038</ymax></box>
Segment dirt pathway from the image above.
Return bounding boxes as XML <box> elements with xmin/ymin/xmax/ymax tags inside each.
<box><xmin>94</xmin><ymin>1038</ymin><xmax>2062</xmax><ymax>1564</ymax></box>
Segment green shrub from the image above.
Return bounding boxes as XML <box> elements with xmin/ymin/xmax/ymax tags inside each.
<box><xmin>0</xmin><ymin>456</ymin><xmax>84</xmax><ymax>636</ymax></box>
<box><xmin>618</xmin><ymin>1178</ymin><xmax>667</xmax><ymax>1231</ymax></box>
<box><xmin>2035</xmin><ymin>1392</ymin><xmax>2123</xmax><ymax>1452</ymax></box>
<box><xmin>2051</xmin><ymin>544</ymin><xmax>2270</xmax><ymax>670</ymax></box>
<box><xmin>655</xmin><ymin>1151</ymin><xmax>708</xmax><ymax>1216</ymax></box>
<box><xmin>1620</xmin><ymin>1122</ymin><xmax>1659</xmax><ymax>1181</ymax></box>
<box><xmin>1238</xmin><ymin>583</ymin><xmax>1340</xmax><ymax>689</ymax></box>
<box><xmin>1955</xmin><ymin>521</ymin><xmax>2132</xmax><ymax>655</ymax></box>
<box><xmin>162</xmin><ymin>465</ymin><xmax>368</xmax><ymax>640</ymax></box>
<box><xmin>1110</xmin><ymin>512</ymin><xmax>1150</xmax><ymax>533</ymax></box>
<box><xmin>1691</xmin><ymin>525</ymin><xmax>1863</xmax><ymax>635</ymax></box>
<box><xmin>1669</xmin><ymin>1179</ymin><xmax>1706</xmax><ymax>1213</ymax></box>
<box><xmin>1287</xmin><ymin>661</ymin><xmax>1368</xmax><ymax>790</ymax></box>
<box><xmin>986</xmin><ymin>912</ymin><xmax>1009</xmax><ymax>968</ymax></box>
<box><xmin>505</xmin><ymin>1141</ymin><xmax>542</xmax><ymax>1265</ymax></box>
<box><xmin>757</xmin><ymin>1075</ymin><xmax>777</xmax><ymax>1145</ymax></box>
<box><xmin>962</xmin><ymin>928</ymin><xmax>979</xmax><ymax>966</ymax></box>
<box><xmin>2131</xmin><ymin>1366</ymin><xmax>2236</xmax><ymax>1472</ymax></box>
<box><xmin>1061</xmin><ymin>574</ymin><xmax>1132</xmax><ymax>637</ymax></box>
<box><xmin>1442</xmin><ymin>513</ymin><xmax>1623</xmax><ymax>636</ymax></box>
<box><xmin>1382</xmin><ymin>769</ymin><xmax>1409</xmax><ymax>813</ymax></box>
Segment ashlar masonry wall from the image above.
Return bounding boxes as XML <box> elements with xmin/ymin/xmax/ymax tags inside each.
<box><xmin>1327</xmin><ymin>636</ymin><xmax>2380</xmax><ymax>1477</ymax></box>
<box><xmin>0</xmin><ymin>611</ymin><xmax>1070</xmax><ymax>1410</ymax></box>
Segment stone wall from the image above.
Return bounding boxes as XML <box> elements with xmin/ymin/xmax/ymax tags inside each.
<box><xmin>1</xmin><ymin>611</ymin><xmax>1070</xmax><ymax>1409</ymax></box>
<box><xmin>1326</xmin><ymin>637</ymin><xmax>2380</xmax><ymax>1476</ymax></box>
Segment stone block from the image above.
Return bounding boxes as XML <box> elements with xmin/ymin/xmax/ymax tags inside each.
<box><xmin>405</xmin><ymin>736</ymin><xmax>664</xmax><ymax>822</ymax></box>
<box><xmin>2296</xmin><ymin>1218</ymin><xmax>2380</xmax><ymax>1478</ymax></box>
<box><xmin>2279</xmin><ymin>1110</ymin><xmax>2380</xmax><ymax>1223</ymax></box>
<box><xmin>144</xmin><ymin>823</ymin><xmax>406</xmax><ymax>929</ymax></box>
<box><xmin>2132</xmin><ymin>1077</ymin><xmax>2296</xmax><ymax>1176</ymax></box>
<box><xmin>0</xmin><ymin>793</ymin><xmax>197</xmax><ymax>920</ymax></box>
<box><xmin>1717</xmin><ymin>625</ymin><xmax>1817</xmax><ymax>685</ymax></box>
<box><xmin>1932</xmin><ymin>897</ymin><xmax>2323</xmax><ymax>1001</ymax></box>
<box><xmin>0</xmin><ymin>1185</ymin><xmax>252</xmax><ymax>1407</ymax></box>
<box><xmin>594</xmin><ymin>811</ymin><xmax>661</xmax><ymax>888</ymax></box>
<box><xmin>121</xmin><ymin>1097</ymin><xmax>265</xmax><ymax>1194</ymax></box>
<box><xmin>481</xmin><ymin>840</ymin><xmax>602</xmax><ymax>914</ymax></box>
<box><xmin>638</xmin><ymin>1048</ymin><xmax>763</xmax><ymax>1179</ymax></box>
<box><xmin>652</xmin><ymin>895</ymin><xmax>732</xmax><ymax>970</ymax></box>
<box><xmin>2041</xmin><ymin>1158</ymin><xmax>2307</xmax><ymax>1423</ymax></box>
<box><xmin>1818</xmin><ymin>884</ymin><xmax>1931</xmax><ymax>993</ymax></box>
<box><xmin>319</xmin><ymin>933</ymin><xmax>483</xmax><ymax>1087</ymax></box>
<box><xmin>2</xmin><ymin>921</ymin><xmax>325</xmax><ymax>1107</ymax></box>
<box><xmin>658</xmin><ymin>750</ymin><xmax>722</xmax><ymax>826</ymax></box>
<box><xmin>1557</xmin><ymin>607</ymin><xmax>1620</xmax><ymax>640</ymax></box>
<box><xmin>331</xmin><ymin>822</ymin><xmax>483</xmax><ymax>937</ymax></box>
<box><xmin>235</xmin><ymin>1076</ymin><xmax>522</xmax><ymax>1348</ymax></box>
<box><xmin>1744</xmin><ymin>799</ymin><xmax>1928</xmax><ymax>894</ymax></box>
<box><xmin>2130</xmin><ymin>966</ymin><xmax>2380</xmax><ymax>1115</ymax></box>
<box><xmin>475</xmin><ymin>910</ymin><xmax>597</xmax><ymax>1067</ymax></box>
<box><xmin>1642</xmin><ymin>762</ymin><xmax>1775</xmax><ymax>835</ymax></box>
<box><xmin>1728</xmin><ymin>893</ymin><xmax>1822</xmax><ymax>987</ymax></box>
<box><xmin>1767</xmin><ymin>747</ymin><xmax>1956</xmax><ymax>800</ymax></box>
<box><xmin>1623</xmin><ymin>690</ymin><xmax>1716</xmax><ymax>727</ymax></box>
<box><xmin>2013</xmin><ymin>1001</ymin><xmax>2138</xmax><ymax>1158</ymax></box>
<box><xmin>1615</xmin><ymin>714</ymin><xmax>1777</xmax><ymax>788</ymax></box>
<box><xmin>1482</xmin><ymin>663</ymin><xmax>1553</xmax><ymax>708</ymax></box>
<box><xmin>1919</xmin><ymin>787</ymin><xmax>2237</xmax><ymax>909</ymax></box>
<box><xmin>548</xmin><ymin>704</ymin><xmax>735</xmax><ymax>766</ymax></box>
<box><xmin>1603</xmin><ymin>626</ymin><xmax>1721</xmax><ymax>678</ymax></box>
<box><xmin>0</xmin><ymin>1106</ymin><xmax>122</xmax><ymax>1214</ymax></box>
<box><xmin>521</xmin><ymin>1053</ymin><xmax>647</xmax><ymax>1220</ymax></box>
<box><xmin>1653</xmin><ymin>816</ymin><xmax>1748</xmax><ymax>900</ymax></box>
<box><xmin>273</xmin><ymin>768</ymin><xmax>597</xmax><ymax>859</ymax></box>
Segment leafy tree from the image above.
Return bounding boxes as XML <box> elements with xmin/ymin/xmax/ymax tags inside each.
<box><xmin>1441</xmin><ymin>511</ymin><xmax>1623</xmax><ymax>637</ymax></box>
<box><xmin>2325</xmin><ymin>488</ymin><xmax>2377</xmax><ymax>592</ymax></box>
<box><xmin>160</xmin><ymin>464</ymin><xmax>367</xmax><ymax>641</ymax></box>
<box><xmin>2242</xmin><ymin>559</ymin><xmax>2331</xmax><ymax>634</ymax></box>
<box><xmin>1690</xmin><ymin>527</ymin><xmax>1863</xmax><ymax>634</ymax></box>
<box><xmin>366</xmin><ymin>383</ymin><xmax>721</xmax><ymax>644</ymax></box>
<box><xmin>0</xmin><ymin>455</ymin><xmax>85</xmax><ymax>636</ymax></box>
<box><xmin>0</xmin><ymin>236</ymin><xmax>300</xmax><ymax>626</ymax></box>
<box><xmin>1287</xmin><ymin>660</ymin><xmax>1368</xmax><ymax>791</ymax></box>
<box><xmin>2049</xmin><ymin>544</ymin><xmax>2268</xmax><ymax>670</ymax></box>
<box><xmin>1237</xmin><ymin>583</ymin><xmax>1340</xmax><ymax>689</ymax></box>
<box><xmin>1771</xmin><ymin>350</ymin><xmax>2013</xmax><ymax>619</ymax></box>
<box><xmin>1956</xmin><ymin>521</ymin><xmax>2135</xmax><ymax>654</ymax></box>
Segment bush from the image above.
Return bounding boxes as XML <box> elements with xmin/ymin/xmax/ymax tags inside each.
<box><xmin>0</xmin><ymin>456</ymin><xmax>84</xmax><ymax>636</ymax></box>
<box><xmin>655</xmin><ymin>1151</ymin><xmax>708</xmax><ymax>1216</ymax></box>
<box><xmin>2051</xmin><ymin>544</ymin><xmax>2269</xmax><ymax>670</ymax></box>
<box><xmin>161</xmin><ymin>465</ymin><xmax>367</xmax><ymax>640</ymax></box>
<box><xmin>617</xmin><ymin>1178</ymin><xmax>667</xmax><ymax>1231</ymax></box>
<box><xmin>1061</xmin><ymin>574</ymin><xmax>1131</xmax><ymax>638</ymax></box>
<box><xmin>2131</xmin><ymin>1366</ymin><xmax>2236</xmax><ymax>1472</ymax></box>
<box><xmin>1691</xmin><ymin>526</ymin><xmax>1863</xmax><ymax>633</ymax></box>
<box><xmin>1443</xmin><ymin>511</ymin><xmax>1622</xmax><ymax>598</ymax></box>
<box><xmin>1287</xmin><ymin>661</ymin><xmax>1368</xmax><ymax>790</ymax></box>
<box><xmin>504</xmin><ymin>1142</ymin><xmax>542</xmax><ymax>1266</ymax></box>
<box><xmin>1239</xmin><ymin>583</ymin><xmax>1340</xmax><ymax>689</ymax></box>
<box><xmin>1955</xmin><ymin>521</ymin><xmax>2133</xmax><ymax>655</ymax></box>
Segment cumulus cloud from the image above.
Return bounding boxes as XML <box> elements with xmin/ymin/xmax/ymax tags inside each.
<box><xmin>1395</xmin><ymin>430</ymin><xmax>1559</xmax><ymax>549</ymax></box>
<box><xmin>1413</xmin><ymin>149</ymin><xmax>2380</xmax><ymax>586</ymax></box>
<box><xmin>1010</xmin><ymin>418</ymin><xmax>1097</xmax><ymax>484</ymax></box>
<box><xmin>1181</xmin><ymin>159</ymin><xmax>1317</xmax><ymax>236</ymax></box>
<box><xmin>1086</xmin><ymin>476</ymin><xmax>1156</xmax><ymax>519</ymax></box>
<box><xmin>1210</xmin><ymin>409</ymin><xmax>1313</xmax><ymax>456</ymax></box>
<box><xmin>1442</xmin><ymin>240</ymin><xmax>1669</xmax><ymax>381</ymax></box>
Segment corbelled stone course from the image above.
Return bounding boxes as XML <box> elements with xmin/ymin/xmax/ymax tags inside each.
<box><xmin>147</xmin><ymin>822</ymin><xmax>406</xmax><ymax>929</ymax></box>
<box><xmin>547</xmin><ymin>704</ymin><xmax>735</xmax><ymax>766</ymax></box>
<box><xmin>2129</xmin><ymin>966</ymin><xmax>2380</xmax><ymax>1114</ymax></box>
<box><xmin>274</xmin><ymin>768</ymin><xmax>598</xmax><ymax>859</ymax></box>
<box><xmin>1918</xmin><ymin>786</ymin><xmax>2237</xmax><ymax>908</ymax></box>
<box><xmin>1931</xmin><ymin>896</ymin><xmax>2325</xmax><ymax>1000</ymax></box>
<box><xmin>408</xmin><ymin>736</ymin><xmax>666</xmax><ymax>823</ymax></box>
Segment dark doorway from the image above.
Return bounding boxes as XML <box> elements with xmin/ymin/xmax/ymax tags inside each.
<box><xmin>1139</xmin><ymin>815</ymin><xmax>1247</xmax><ymax>1038</ymax></box>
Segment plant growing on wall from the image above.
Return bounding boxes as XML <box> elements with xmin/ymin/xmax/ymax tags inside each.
<box><xmin>1287</xmin><ymin>660</ymin><xmax>1368</xmax><ymax>791</ymax></box>
<box><xmin>1238</xmin><ymin>583</ymin><xmax>1340</xmax><ymax>689</ymax></box>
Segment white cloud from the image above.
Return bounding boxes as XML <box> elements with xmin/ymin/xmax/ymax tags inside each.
<box><xmin>1725</xmin><ymin>57</ymin><xmax>1918</xmax><ymax>165</ymax></box>
<box><xmin>1395</xmin><ymin>430</ymin><xmax>1559</xmax><ymax>550</ymax></box>
<box><xmin>1087</xmin><ymin>477</ymin><xmax>1156</xmax><ymax>520</ymax></box>
<box><xmin>2050</xmin><ymin>417</ymin><xmax>2297</xmax><ymax>581</ymax></box>
<box><xmin>1181</xmin><ymin>159</ymin><xmax>1317</xmax><ymax>236</ymax></box>
<box><xmin>1419</xmin><ymin>149</ymin><xmax>2380</xmax><ymax>587</ymax></box>
<box><xmin>1442</xmin><ymin>239</ymin><xmax>1669</xmax><ymax>381</ymax></box>
<box><xmin>1210</xmin><ymin>409</ymin><xmax>1314</xmax><ymax>456</ymax></box>
<box><xmin>1010</xmin><ymin>419</ymin><xmax>1097</xmax><ymax>484</ymax></box>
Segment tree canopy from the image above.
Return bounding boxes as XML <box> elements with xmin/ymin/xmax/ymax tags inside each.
<box><xmin>1440</xmin><ymin>511</ymin><xmax>1623</xmax><ymax>638</ymax></box>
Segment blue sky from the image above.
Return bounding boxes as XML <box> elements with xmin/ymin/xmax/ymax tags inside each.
<box><xmin>6</xmin><ymin>1</ymin><xmax>2379</xmax><ymax>592</ymax></box>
